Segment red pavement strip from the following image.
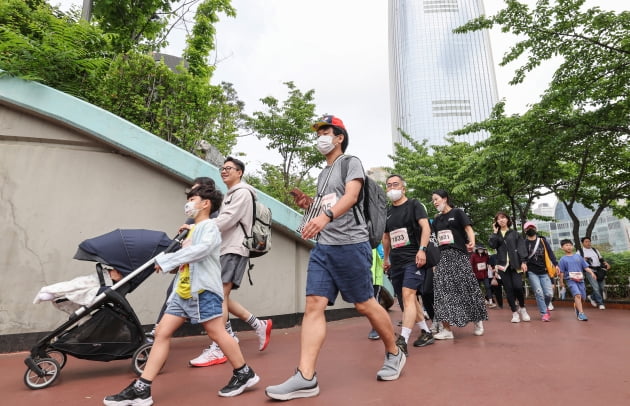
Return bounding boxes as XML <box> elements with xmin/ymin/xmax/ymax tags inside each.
<box><xmin>2</xmin><ymin>303</ymin><xmax>629</xmax><ymax>405</ymax></box>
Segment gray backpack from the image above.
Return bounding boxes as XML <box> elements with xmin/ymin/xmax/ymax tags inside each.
<box><xmin>240</xmin><ymin>191</ymin><xmax>272</xmax><ymax>258</ymax></box>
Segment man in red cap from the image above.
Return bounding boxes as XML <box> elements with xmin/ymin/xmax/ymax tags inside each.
<box><xmin>265</xmin><ymin>115</ymin><xmax>406</xmax><ymax>401</ymax></box>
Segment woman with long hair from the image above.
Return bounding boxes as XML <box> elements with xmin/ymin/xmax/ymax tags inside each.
<box><xmin>488</xmin><ymin>212</ymin><xmax>530</xmax><ymax>323</ymax></box>
<box><xmin>430</xmin><ymin>190</ymin><xmax>487</xmax><ymax>340</ymax></box>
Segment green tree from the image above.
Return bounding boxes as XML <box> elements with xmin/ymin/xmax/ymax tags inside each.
<box><xmin>453</xmin><ymin>102</ymin><xmax>554</xmax><ymax>229</ymax></box>
<box><xmin>0</xmin><ymin>0</ymin><xmax>112</xmax><ymax>96</ymax></box>
<box><xmin>1</xmin><ymin>0</ymin><xmax>242</xmax><ymax>156</ymax></box>
<box><xmin>92</xmin><ymin>53</ymin><xmax>241</xmax><ymax>155</ymax></box>
<box><xmin>389</xmin><ymin>132</ymin><xmax>505</xmax><ymax>244</ymax></box>
<box><xmin>90</xmin><ymin>0</ymin><xmax>172</xmax><ymax>52</ymax></box>
<box><xmin>88</xmin><ymin>0</ymin><xmax>236</xmax><ymax>55</ymax></box>
<box><xmin>455</xmin><ymin>0</ymin><xmax>630</xmax><ymax>247</ymax></box>
<box><xmin>245</xmin><ymin>163</ymin><xmax>317</xmax><ymax>211</ymax></box>
<box><xmin>246</xmin><ymin>81</ymin><xmax>323</xmax><ymax>206</ymax></box>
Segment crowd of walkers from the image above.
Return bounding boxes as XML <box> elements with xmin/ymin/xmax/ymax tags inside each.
<box><xmin>101</xmin><ymin>114</ymin><xmax>609</xmax><ymax>405</ymax></box>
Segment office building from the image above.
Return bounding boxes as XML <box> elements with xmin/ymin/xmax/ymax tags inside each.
<box><xmin>389</xmin><ymin>0</ymin><xmax>499</xmax><ymax>148</ymax></box>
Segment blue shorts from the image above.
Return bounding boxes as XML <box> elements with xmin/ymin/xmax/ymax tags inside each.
<box><xmin>165</xmin><ymin>290</ymin><xmax>223</xmax><ymax>324</ymax></box>
<box><xmin>306</xmin><ymin>242</ymin><xmax>373</xmax><ymax>306</ymax></box>
<box><xmin>390</xmin><ymin>262</ymin><xmax>425</xmax><ymax>298</ymax></box>
<box><xmin>567</xmin><ymin>280</ymin><xmax>586</xmax><ymax>299</ymax></box>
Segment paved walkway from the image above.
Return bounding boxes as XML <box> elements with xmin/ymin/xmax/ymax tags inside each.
<box><xmin>2</xmin><ymin>303</ymin><xmax>629</xmax><ymax>405</ymax></box>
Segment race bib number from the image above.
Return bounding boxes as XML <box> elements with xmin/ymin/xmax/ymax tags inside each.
<box><xmin>477</xmin><ymin>263</ymin><xmax>487</xmax><ymax>271</ymax></box>
<box><xmin>320</xmin><ymin>193</ymin><xmax>337</xmax><ymax>211</ymax></box>
<box><xmin>390</xmin><ymin>228</ymin><xmax>410</xmax><ymax>249</ymax></box>
<box><xmin>569</xmin><ymin>272</ymin><xmax>584</xmax><ymax>282</ymax></box>
<box><xmin>437</xmin><ymin>229</ymin><xmax>455</xmax><ymax>246</ymax></box>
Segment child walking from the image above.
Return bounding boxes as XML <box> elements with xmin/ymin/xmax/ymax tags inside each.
<box><xmin>104</xmin><ymin>185</ymin><xmax>259</xmax><ymax>405</ymax></box>
<box><xmin>558</xmin><ymin>239</ymin><xmax>597</xmax><ymax>322</ymax></box>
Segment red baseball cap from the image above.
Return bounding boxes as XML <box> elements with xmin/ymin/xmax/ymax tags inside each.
<box><xmin>311</xmin><ymin>115</ymin><xmax>346</xmax><ymax>132</ymax></box>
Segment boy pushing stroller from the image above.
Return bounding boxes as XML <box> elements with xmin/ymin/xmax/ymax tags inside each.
<box><xmin>104</xmin><ymin>185</ymin><xmax>259</xmax><ymax>405</ymax></box>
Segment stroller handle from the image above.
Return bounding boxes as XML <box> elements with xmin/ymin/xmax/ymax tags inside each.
<box><xmin>164</xmin><ymin>228</ymin><xmax>189</xmax><ymax>253</ymax></box>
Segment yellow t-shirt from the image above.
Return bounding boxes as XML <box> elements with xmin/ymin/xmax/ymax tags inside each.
<box><xmin>175</xmin><ymin>226</ymin><xmax>204</xmax><ymax>299</ymax></box>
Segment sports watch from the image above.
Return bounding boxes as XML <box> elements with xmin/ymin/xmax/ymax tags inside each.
<box><xmin>324</xmin><ymin>209</ymin><xmax>334</xmax><ymax>222</ymax></box>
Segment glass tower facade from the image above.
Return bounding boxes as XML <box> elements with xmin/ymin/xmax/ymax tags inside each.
<box><xmin>389</xmin><ymin>0</ymin><xmax>499</xmax><ymax>148</ymax></box>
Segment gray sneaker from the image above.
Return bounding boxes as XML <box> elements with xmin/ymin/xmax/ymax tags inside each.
<box><xmin>376</xmin><ymin>347</ymin><xmax>406</xmax><ymax>381</ymax></box>
<box><xmin>265</xmin><ymin>369</ymin><xmax>319</xmax><ymax>400</ymax></box>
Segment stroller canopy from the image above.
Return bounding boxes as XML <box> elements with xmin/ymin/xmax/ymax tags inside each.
<box><xmin>74</xmin><ymin>229</ymin><xmax>173</xmax><ymax>292</ymax></box>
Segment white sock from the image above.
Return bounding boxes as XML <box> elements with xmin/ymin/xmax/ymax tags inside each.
<box><xmin>417</xmin><ymin>320</ymin><xmax>429</xmax><ymax>332</ymax></box>
<box><xmin>401</xmin><ymin>327</ymin><xmax>411</xmax><ymax>342</ymax></box>
<box><xmin>246</xmin><ymin>314</ymin><xmax>261</xmax><ymax>330</ymax></box>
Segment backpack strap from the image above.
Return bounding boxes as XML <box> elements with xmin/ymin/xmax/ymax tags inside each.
<box><xmin>339</xmin><ymin>155</ymin><xmax>364</xmax><ymax>225</ymax></box>
<box><xmin>528</xmin><ymin>238</ymin><xmax>541</xmax><ymax>259</ymax></box>
<box><xmin>238</xmin><ymin>189</ymin><xmax>256</xmax><ymax>239</ymax></box>
<box><xmin>237</xmin><ymin>190</ymin><xmax>256</xmax><ymax>284</ymax></box>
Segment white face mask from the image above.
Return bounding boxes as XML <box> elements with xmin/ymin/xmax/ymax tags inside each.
<box><xmin>386</xmin><ymin>189</ymin><xmax>403</xmax><ymax>202</ymax></box>
<box><xmin>437</xmin><ymin>203</ymin><xmax>446</xmax><ymax>213</ymax></box>
<box><xmin>184</xmin><ymin>201</ymin><xmax>200</xmax><ymax>218</ymax></box>
<box><xmin>316</xmin><ymin>135</ymin><xmax>335</xmax><ymax>155</ymax></box>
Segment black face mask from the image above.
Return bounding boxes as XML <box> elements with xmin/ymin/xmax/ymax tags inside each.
<box><xmin>525</xmin><ymin>229</ymin><xmax>537</xmax><ymax>237</ymax></box>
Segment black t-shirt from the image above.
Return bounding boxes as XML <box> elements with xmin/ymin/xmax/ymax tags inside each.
<box><xmin>526</xmin><ymin>238</ymin><xmax>547</xmax><ymax>275</ymax></box>
<box><xmin>385</xmin><ymin>199</ymin><xmax>428</xmax><ymax>264</ymax></box>
<box><xmin>432</xmin><ymin>208</ymin><xmax>472</xmax><ymax>253</ymax></box>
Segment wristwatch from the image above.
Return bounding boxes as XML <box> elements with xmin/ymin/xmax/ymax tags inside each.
<box><xmin>324</xmin><ymin>209</ymin><xmax>334</xmax><ymax>222</ymax></box>
<box><xmin>418</xmin><ymin>246</ymin><xmax>427</xmax><ymax>252</ymax></box>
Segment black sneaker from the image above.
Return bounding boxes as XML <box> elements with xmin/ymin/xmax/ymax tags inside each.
<box><xmin>218</xmin><ymin>366</ymin><xmax>260</xmax><ymax>397</ymax></box>
<box><xmin>395</xmin><ymin>334</ymin><xmax>408</xmax><ymax>357</ymax></box>
<box><xmin>413</xmin><ymin>330</ymin><xmax>435</xmax><ymax>347</ymax></box>
<box><xmin>103</xmin><ymin>380</ymin><xmax>153</xmax><ymax>406</ymax></box>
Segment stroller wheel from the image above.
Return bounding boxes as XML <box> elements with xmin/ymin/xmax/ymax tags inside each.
<box><xmin>132</xmin><ymin>343</ymin><xmax>153</xmax><ymax>376</ymax></box>
<box><xmin>45</xmin><ymin>350</ymin><xmax>67</xmax><ymax>369</ymax></box>
<box><xmin>24</xmin><ymin>358</ymin><xmax>61</xmax><ymax>389</ymax></box>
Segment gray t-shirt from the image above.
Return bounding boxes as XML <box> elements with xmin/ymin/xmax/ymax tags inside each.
<box><xmin>317</xmin><ymin>155</ymin><xmax>369</xmax><ymax>245</ymax></box>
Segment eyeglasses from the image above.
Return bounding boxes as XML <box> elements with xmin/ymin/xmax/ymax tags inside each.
<box><xmin>220</xmin><ymin>166</ymin><xmax>238</xmax><ymax>172</ymax></box>
<box><xmin>386</xmin><ymin>182</ymin><xmax>402</xmax><ymax>189</ymax></box>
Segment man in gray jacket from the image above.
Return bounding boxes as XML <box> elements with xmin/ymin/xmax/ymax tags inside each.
<box><xmin>189</xmin><ymin>157</ymin><xmax>273</xmax><ymax>367</ymax></box>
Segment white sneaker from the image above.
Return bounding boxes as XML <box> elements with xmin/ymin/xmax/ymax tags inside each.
<box><xmin>255</xmin><ymin>319</ymin><xmax>273</xmax><ymax>351</ymax></box>
<box><xmin>189</xmin><ymin>342</ymin><xmax>227</xmax><ymax>367</ymax></box>
<box><xmin>433</xmin><ymin>329</ymin><xmax>454</xmax><ymax>340</ymax></box>
<box><xmin>519</xmin><ymin>307</ymin><xmax>531</xmax><ymax>322</ymax></box>
<box><xmin>587</xmin><ymin>295</ymin><xmax>597</xmax><ymax>308</ymax></box>
<box><xmin>599</xmin><ymin>304</ymin><xmax>606</xmax><ymax>310</ymax></box>
<box><xmin>547</xmin><ymin>302</ymin><xmax>554</xmax><ymax>311</ymax></box>
<box><xmin>473</xmin><ymin>321</ymin><xmax>484</xmax><ymax>336</ymax></box>
<box><xmin>511</xmin><ymin>312</ymin><xmax>521</xmax><ymax>323</ymax></box>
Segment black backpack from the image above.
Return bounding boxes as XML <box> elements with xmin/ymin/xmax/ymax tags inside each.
<box><xmin>340</xmin><ymin>155</ymin><xmax>387</xmax><ymax>249</ymax></box>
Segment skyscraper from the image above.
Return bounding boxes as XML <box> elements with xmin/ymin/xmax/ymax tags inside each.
<box><xmin>389</xmin><ymin>0</ymin><xmax>499</xmax><ymax>148</ymax></box>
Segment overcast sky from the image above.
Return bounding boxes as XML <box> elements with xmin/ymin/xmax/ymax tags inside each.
<box><xmin>52</xmin><ymin>0</ymin><xmax>626</xmax><ymax>174</ymax></box>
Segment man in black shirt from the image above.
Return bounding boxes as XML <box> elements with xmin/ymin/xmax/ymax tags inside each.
<box><xmin>382</xmin><ymin>175</ymin><xmax>433</xmax><ymax>352</ymax></box>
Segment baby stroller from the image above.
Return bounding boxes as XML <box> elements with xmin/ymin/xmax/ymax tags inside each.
<box><xmin>23</xmin><ymin>229</ymin><xmax>185</xmax><ymax>390</ymax></box>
